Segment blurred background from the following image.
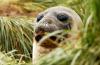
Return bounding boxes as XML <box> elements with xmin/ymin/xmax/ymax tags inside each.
<box><xmin>0</xmin><ymin>0</ymin><xmax>100</xmax><ymax>65</ymax></box>
<box><xmin>0</xmin><ymin>0</ymin><xmax>85</xmax><ymax>17</ymax></box>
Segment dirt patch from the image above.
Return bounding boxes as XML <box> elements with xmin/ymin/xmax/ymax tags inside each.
<box><xmin>0</xmin><ymin>4</ymin><xmax>40</xmax><ymax>17</ymax></box>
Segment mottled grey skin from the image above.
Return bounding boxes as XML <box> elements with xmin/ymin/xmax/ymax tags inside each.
<box><xmin>33</xmin><ymin>6</ymin><xmax>83</xmax><ymax>64</ymax></box>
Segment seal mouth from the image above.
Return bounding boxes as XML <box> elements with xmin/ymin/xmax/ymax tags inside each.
<box><xmin>35</xmin><ymin>23</ymin><xmax>71</xmax><ymax>44</ymax></box>
<box><xmin>35</xmin><ymin>30</ymin><xmax>57</xmax><ymax>42</ymax></box>
<box><xmin>35</xmin><ymin>25</ymin><xmax>58</xmax><ymax>42</ymax></box>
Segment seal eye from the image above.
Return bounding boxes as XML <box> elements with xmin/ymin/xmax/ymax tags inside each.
<box><xmin>37</xmin><ymin>15</ymin><xmax>44</xmax><ymax>22</ymax></box>
<box><xmin>57</xmin><ymin>14</ymin><xmax>68</xmax><ymax>21</ymax></box>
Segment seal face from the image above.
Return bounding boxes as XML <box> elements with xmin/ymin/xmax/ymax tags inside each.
<box><xmin>35</xmin><ymin>7</ymin><xmax>73</xmax><ymax>42</ymax></box>
<box><xmin>33</xmin><ymin>6</ymin><xmax>83</xmax><ymax>64</ymax></box>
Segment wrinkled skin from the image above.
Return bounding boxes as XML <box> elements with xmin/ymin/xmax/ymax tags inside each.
<box><xmin>33</xmin><ymin>6</ymin><xmax>83</xmax><ymax>64</ymax></box>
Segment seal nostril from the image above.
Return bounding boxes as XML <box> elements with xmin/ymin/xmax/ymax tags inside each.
<box><xmin>47</xmin><ymin>20</ymin><xmax>52</xmax><ymax>24</ymax></box>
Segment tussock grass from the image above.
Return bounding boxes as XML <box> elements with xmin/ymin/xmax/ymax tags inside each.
<box><xmin>0</xmin><ymin>17</ymin><xmax>33</xmax><ymax>59</ymax></box>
